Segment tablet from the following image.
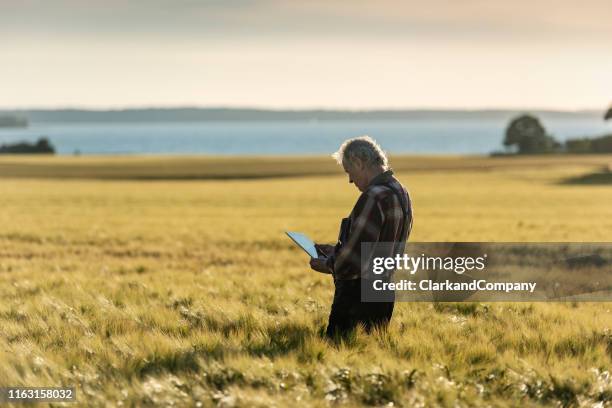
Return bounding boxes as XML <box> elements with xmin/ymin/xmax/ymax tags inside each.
<box><xmin>285</xmin><ymin>231</ymin><xmax>318</xmax><ymax>258</ymax></box>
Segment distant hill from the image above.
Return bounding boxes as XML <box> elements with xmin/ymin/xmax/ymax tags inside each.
<box><xmin>0</xmin><ymin>115</ymin><xmax>28</xmax><ymax>127</ymax></box>
<box><xmin>0</xmin><ymin>108</ymin><xmax>603</xmax><ymax>123</ymax></box>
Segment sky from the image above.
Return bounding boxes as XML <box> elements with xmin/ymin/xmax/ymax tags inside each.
<box><xmin>1</xmin><ymin>0</ymin><xmax>611</xmax><ymax>110</ymax></box>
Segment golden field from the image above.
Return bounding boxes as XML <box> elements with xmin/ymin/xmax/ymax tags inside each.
<box><xmin>0</xmin><ymin>154</ymin><xmax>611</xmax><ymax>407</ymax></box>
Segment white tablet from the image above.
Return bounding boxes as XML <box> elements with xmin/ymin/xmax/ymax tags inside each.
<box><xmin>285</xmin><ymin>231</ymin><xmax>318</xmax><ymax>258</ymax></box>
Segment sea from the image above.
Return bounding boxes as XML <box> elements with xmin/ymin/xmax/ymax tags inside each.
<box><xmin>0</xmin><ymin>117</ymin><xmax>610</xmax><ymax>155</ymax></box>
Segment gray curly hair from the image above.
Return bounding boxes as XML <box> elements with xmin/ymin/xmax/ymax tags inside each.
<box><xmin>332</xmin><ymin>135</ymin><xmax>389</xmax><ymax>169</ymax></box>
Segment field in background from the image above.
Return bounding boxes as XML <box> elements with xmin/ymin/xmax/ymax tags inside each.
<box><xmin>1</xmin><ymin>153</ymin><xmax>612</xmax><ymax>180</ymax></box>
<box><xmin>0</xmin><ymin>155</ymin><xmax>611</xmax><ymax>406</ymax></box>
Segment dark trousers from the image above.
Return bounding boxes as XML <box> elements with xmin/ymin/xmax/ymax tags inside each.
<box><xmin>325</xmin><ymin>279</ymin><xmax>395</xmax><ymax>339</ymax></box>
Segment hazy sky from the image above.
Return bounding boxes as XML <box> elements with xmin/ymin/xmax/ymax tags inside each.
<box><xmin>1</xmin><ymin>0</ymin><xmax>611</xmax><ymax>109</ymax></box>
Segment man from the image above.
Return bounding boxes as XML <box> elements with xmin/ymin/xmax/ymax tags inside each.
<box><xmin>310</xmin><ymin>136</ymin><xmax>413</xmax><ymax>339</ymax></box>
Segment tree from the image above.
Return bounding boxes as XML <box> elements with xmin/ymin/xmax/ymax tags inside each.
<box><xmin>605</xmin><ymin>106</ymin><xmax>612</xmax><ymax>120</ymax></box>
<box><xmin>0</xmin><ymin>137</ymin><xmax>55</xmax><ymax>154</ymax></box>
<box><xmin>591</xmin><ymin>134</ymin><xmax>612</xmax><ymax>152</ymax></box>
<box><xmin>503</xmin><ymin>114</ymin><xmax>559</xmax><ymax>154</ymax></box>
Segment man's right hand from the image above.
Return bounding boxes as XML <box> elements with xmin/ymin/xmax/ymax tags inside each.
<box><xmin>310</xmin><ymin>256</ymin><xmax>331</xmax><ymax>274</ymax></box>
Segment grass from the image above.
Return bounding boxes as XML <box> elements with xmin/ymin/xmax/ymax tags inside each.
<box><xmin>0</xmin><ymin>154</ymin><xmax>611</xmax><ymax>407</ymax></box>
<box><xmin>1</xmin><ymin>153</ymin><xmax>611</xmax><ymax>179</ymax></box>
<box><xmin>562</xmin><ymin>166</ymin><xmax>612</xmax><ymax>185</ymax></box>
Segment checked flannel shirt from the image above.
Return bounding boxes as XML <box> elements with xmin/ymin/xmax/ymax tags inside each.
<box><xmin>325</xmin><ymin>169</ymin><xmax>413</xmax><ymax>280</ymax></box>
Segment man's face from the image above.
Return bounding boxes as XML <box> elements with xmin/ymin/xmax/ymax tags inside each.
<box><xmin>342</xmin><ymin>159</ymin><xmax>368</xmax><ymax>192</ymax></box>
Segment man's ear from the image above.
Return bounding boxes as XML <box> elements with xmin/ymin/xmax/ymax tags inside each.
<box><xmin>355</xmin><ymin>158</ymin><xmax>366</xmax><ymax>171</ymax></box>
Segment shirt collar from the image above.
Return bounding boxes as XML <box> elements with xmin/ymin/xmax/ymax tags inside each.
<box><xmin>367</xmin><ymin>168</ymin><xmax>394</xmax><ymax>188</ymax></box>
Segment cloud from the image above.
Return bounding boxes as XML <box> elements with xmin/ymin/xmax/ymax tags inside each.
<box><xmin>1</xmin><ymin>0</ymin><xmax>610</xmax><ymax>45</ymax></box>
<box><xmin>1</xmin><ymin>0</ymin><xmax>610</xmax><ymax>109</ymax></box>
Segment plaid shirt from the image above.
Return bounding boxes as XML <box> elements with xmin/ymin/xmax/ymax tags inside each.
<box><xmin>326</xmin><ymin>169</ymin><xmax>413</xmax><ymax>280</ymax></box>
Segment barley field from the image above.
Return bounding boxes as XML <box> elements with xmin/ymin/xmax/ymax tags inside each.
<box><xmin>0</xmin><ymin>154</ymin><xmax>611</xmax><ymax>407</ymax></box>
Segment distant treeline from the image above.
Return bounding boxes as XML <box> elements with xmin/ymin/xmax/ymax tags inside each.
<box><xmin>502</xmin><ymin>114</ymin><xmax>612</xmax><ymax>154</ymax></box>
<box><xmin>0</xmin><ymin>137</ymin><xmax>55</xmax><ymax>154</ymax></box>
<box><xmin>0</xmin><ymin>108</ymin><xmax>603</xmax><ymax>123</ymax></box>
<box><xmin>565</xmin><ymin>134</ymin><xmax>612</xmax><ymax>153</ymax></box>
<box><xmin>0</xmin><ymin>115</ymin><xmax>28</xmax><ymax>127</ymax></box>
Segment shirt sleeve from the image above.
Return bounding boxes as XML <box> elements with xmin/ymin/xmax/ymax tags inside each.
<box><xmin>330</xmin><ymin>191</ymin><xmax>385</xmax><ymax>280</ymax></box>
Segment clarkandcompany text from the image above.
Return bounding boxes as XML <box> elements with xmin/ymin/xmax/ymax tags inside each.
<box><xmin>372</xmin><ymin>279</ymin><xmax>537</xmax><ymax>293</ymax></box>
